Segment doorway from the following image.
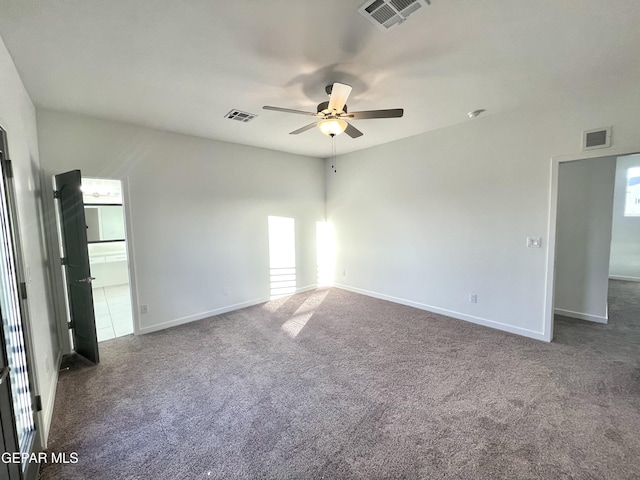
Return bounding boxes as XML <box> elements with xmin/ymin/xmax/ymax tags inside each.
<box><xmin>608</xmin><ymin>154</ymin><xmax>640</xmax><ymax>282</ymax></box>
<box><xmin>553</xmin><ymin>155</ymin><xmax>616</xmax><ymax>324</ymax></box>
<box><xmin>546</xmin><ymin>148</ymin><xmax>640</xmax><ymax>340</ymax></box>
<box><xmin>82</xmin><ymin>178</ymin><xmax>134</xmax><ymax>341</ymax></box>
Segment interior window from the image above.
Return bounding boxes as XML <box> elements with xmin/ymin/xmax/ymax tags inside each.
<box><xmin>624</xmin><ymin>166</ymin><xmax>640</xmax><ymax>217</ymax></box>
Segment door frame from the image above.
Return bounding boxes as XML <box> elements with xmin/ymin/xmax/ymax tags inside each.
<box><xmin>81</xmin><ymin>176</ymin><xmax>140</xmax><ymax>336</ymax></box>
<box><xmin>543</xmin><ymin>145</ymin><xmax>640</xmax><ymax>342</ymax></box>
<box><xmin>45</xmin><ymin>173</ymin><xmax>140</xmax><ymax>351</ymax></box>
<box><xmin>0</xmin><ymin>125</ymin><xmax>42</xmax><ymax>479</ymax></box>
<box><xmin>121</xmin><ymin>177</ymin><xmax>141</xmax><ymax>336</ymax></box>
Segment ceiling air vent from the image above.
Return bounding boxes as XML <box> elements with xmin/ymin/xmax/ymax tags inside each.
<box><xmin>224</xmin><ymin>110</ymin><xmax>257</xmax><ymax>123</ymax></box>
<box><xmin>582</xmin><ymin>127</ymin><xmax>611</xmax><ymax>151</ymax></box>
<box><xmin>358</xmin><ymin>0</ymin><xmax>430</xmax><ymax>31</ymax></box>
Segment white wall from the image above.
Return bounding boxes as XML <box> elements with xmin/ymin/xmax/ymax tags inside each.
<box><xmin>554</xmin><ymin>157</ymin><xmax>616</xmax><ymax>323</ymax></box>
<box><xmin>609</xmin><ymin>154</ymin><xmax>640</xmax><ymax>281</ymax></box>
<box><xmin>0</xmin><ymin>35</ymin><xmax>60</xmax><ymax>445</ymax></box>
<box><xmin>36</xmin><ymin>109</ymin><xmax>325</xmax><ymax>334</ymax></box>
<box><xmin>326</xmin><ymin>101</ymin><xmax>640</xmax><ymax>341</ymax></box>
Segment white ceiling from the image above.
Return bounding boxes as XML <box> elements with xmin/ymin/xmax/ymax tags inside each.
<box><xmin>0</xmin><ymin>0</ymin><xmax>638</xmax><ymax>158</ymax></box>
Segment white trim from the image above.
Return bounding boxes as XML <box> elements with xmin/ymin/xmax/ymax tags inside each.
<box><xmin>121</xmin><ymin>176</ymin><xmax>140</xmax><ymax>336</ymax></box>
<box><xmin>543</xmin><ymin>158</ymin><xmax>560</xmax><ymax>342</ymax></box>
<box><xmin>40</xmin><ymin>350</ymin><xmax>62</xmax><ymax>449</ymax></box>
<box><xmin>543</xmin><ymin>145</ymin><xmax>640</xmax><ymax>342</ymax></box>
<box><xmin>551</xmin><ymin>145</ymin><xmax>640</xmax><ymax>163</ymax></box>
<box><xmin>609</xmin><ymin>275</ymin><xmax>640</xmax><ymax>282</ymax></box>
<box><xmin>334</xmin><ymin>283</ymin><xmax>547</xmax><ymax>341</ymax></box>
<box><xmin>293</xmin><ymin>284</ymin><xmax>317</xmax><ymax>294</ymax></box>
<box><xmin>554</xmin><ymin>308</ymin><xmax>608</xmax><ymax>324</ymax></box>
<box><xmin>137</xmin><ymin>284</ymin><xmax>317</xmax><ymax>335</ymax></box>
<box><xmin>138</xmin><ymin>297</ymin><xmax>269</xmax><ymax>334</ymax></box>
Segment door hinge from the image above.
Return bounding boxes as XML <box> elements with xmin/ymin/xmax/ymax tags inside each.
<box><xmin>67</xmin><ymin>321</ymin><xmax>74</xmax><ymax>330</ymax></box>
<box><xmin>34</xmin><ymin>395</ymin><xmax>43</xmax><ymax>412</ymax></box>
<box><xmin>61</xmin><ymin>257</ymin><xmax>68</xmax><ymax>266</ymax></box>
<box><xmin>19</xmin><ymin>282</ymin><xmax>27</xmax><ymax>300</ymax></box>
<box><xmin>3</xmin><ymin>159</ymin><xmax>13</xmax><ymax>178</ymax></box>
<box><xmin>53</xmin><ymin>190</ymin><xmax>60</xmax><ymax>199</ymax></box>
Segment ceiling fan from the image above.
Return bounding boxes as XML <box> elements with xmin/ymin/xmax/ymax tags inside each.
<box><xmin>263</xmin><ymin>82</ymin><xmax>404</xmax><ymax>138</ymax></box>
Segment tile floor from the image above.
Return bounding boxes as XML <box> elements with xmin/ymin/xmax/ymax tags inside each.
<box><xmin>93</xmin><ymin>284</ymin><xmax>134</xmax><ymax>342</ymax></box>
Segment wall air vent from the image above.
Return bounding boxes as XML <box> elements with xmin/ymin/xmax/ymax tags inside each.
<box><xmin>224</xmin><ymin>110</ymin><xmax>257</xmax><ymax>122</ymax></box>
<box><xmin>358</xmin><ymin>0</ymin><xmax>430</xmax><ymax>31</ymax></box>
<box><xmin>582</xmin><ymin>127</ymin><xmax>611</xmax><ymax>151</ymax></box>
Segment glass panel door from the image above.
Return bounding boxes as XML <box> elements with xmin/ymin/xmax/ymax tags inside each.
<box><xmin>0</xmin><ymin>127</ymin><xmax>37</xmax><ymax>476</ymax></box>
<box><xmin>0</xmin><ymin>190</ymin><xmax>35</xmax><ymax>452</ymax></box>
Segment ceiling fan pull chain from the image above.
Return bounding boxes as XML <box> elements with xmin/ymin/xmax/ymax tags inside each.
<box><xmin>330</xmin><ymin>134</ymin><xmax>334</xmax><ymax>171</ymax></box>
<box><xmin>332</xmin><ymin>135</ymin><xmax>337</xmax><ymax>173</ymax></box>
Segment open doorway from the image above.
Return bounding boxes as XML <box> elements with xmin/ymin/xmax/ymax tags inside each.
<box><xmin>553</xmin><ymin>155</ymin><xmax>616</xmax><ymax>324</ymax></box>
<box><xmin>606</xmin><ymin>153</ymin><xmax>640</xmax><ymax>329</ymax></box>
<box><xmin>82</xmin><ymin>178</ymin><xmax>134</xmax><ymax>341</ymax></box>
<box><xmin>547</xmin><ymin>150</ymin><xmax>640</xmax><ymax>340</ymax></box>
<box><xmin>608</xmin><ymin>154</ymin><xmax>640</xmax><ymax>282</ymax></box>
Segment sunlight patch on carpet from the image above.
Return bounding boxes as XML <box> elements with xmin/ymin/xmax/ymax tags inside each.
<box><xmin>281</xmin><ymin>289</ymin><xmax>329</xmax><ymax>338</ymax></box>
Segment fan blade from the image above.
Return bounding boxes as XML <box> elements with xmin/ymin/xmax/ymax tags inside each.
<box><xmin>327</xmin><ymin>83</ymin><xmax>352</xmax><ymax>113</ymax></box>
<box><xmin>263</xmin><ymin>106</ymin><xmax>320</xmax><ymax>117</ymax></box>
<box><xmin>346</xmin><ymin>108</ymin><xmax>404</xmax><ymax>120</ymax></box>
<box><xmin>344</xmin><ymin>122</ymin><xmax>363</xmax><ymax>138</ymax></box>
<box><xmin>289</xmin><ymin>122</ymin><xmax>318</xmax><ymax>135</ymax></box>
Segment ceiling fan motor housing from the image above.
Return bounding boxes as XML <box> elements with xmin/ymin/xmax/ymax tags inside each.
<box><xmin>317</xmin><ymin>101</ymin><xmax>347</xmax><ymax>115</ymax></box>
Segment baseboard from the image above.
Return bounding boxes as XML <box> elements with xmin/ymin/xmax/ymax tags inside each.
<box><xmin>554</xmin><ymin>308</ymin><xmax>608</xmax><ymax>324</ymax></box>
<box><xmin>40</xmin><ymin>350</ymin><xmax>62</xmax><ymax>449</ymax></box>
<box><xmin>334</xmin><ymin>283</ymin><xmax>547</xmax><ymax>341</ymax></box>
<box><xmin>609</xmin><ymin>275</ymin><xmax>640</xmax><ymax>283</ymax></box>
<box><xmin>295</xmin><ymin>284</ymin><xmax>317</xmax><ymax>294</ymax></box>
<box><xmin>138</xmin><ymin>285</ymin><xmax>318</xmax><ymax>335</ymax></box>
<box><xmin>137</xmin><ymin>297</ymin><xmax>270</xmax><ymax>334</ymax></box>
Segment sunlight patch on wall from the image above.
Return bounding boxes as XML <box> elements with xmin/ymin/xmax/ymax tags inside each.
<box><xmin>316</xmin><ymin>221</ymin><xmax>336</xmax><ymax>286</ymax></box>
<box><xmin>268</xmin><ymin>216</ymin><xmax>296</xmax><ymax>299</ymax></box>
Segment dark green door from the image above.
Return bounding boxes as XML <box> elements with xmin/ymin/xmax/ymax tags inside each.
<box><xmin>55</xmin><ymin>170</ymin><xmax>99</xmax><ymax>364</ymax></box>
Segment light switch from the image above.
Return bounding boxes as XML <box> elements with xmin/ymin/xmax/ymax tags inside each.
<box><xmin>527</xmin><ymin>237</ymin><xmax>542</xmax><ymax>248</ymax></box>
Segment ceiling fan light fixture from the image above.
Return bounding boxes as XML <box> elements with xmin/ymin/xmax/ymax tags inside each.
<box><xmin>318</xmin><ymin>118</ymin><xmax>348</xmax><ymax>136</ymax></box>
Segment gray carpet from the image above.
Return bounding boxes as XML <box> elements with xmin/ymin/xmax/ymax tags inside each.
<box><xmin>41</xmin><ymin>281</ymin><xmax>640</xmax><ymax>479</ymax></box>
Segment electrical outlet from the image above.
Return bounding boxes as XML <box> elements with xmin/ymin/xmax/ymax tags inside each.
<box><xmin>342</xmin><ymin>270</ymin><xmax>346</xmax><ymax>277</ymax></box>
<box><xmin>470</xmin><ymin>294</ymin><xmax>478</xmax><ymax>304</ymax></box>
<box><xmin>140</xmin><ymin>304</ymin><xmax>149</xmax><ymax>314</ymax></box>
<box><xmin>527</xmin><ymin>237</ymin><xmax>542</xmax><ymax>248</ymax></box>
<box><xmin>223</xmin><ymin>287</ymin><xmax>230</xmax><ymax>296</ymax></box>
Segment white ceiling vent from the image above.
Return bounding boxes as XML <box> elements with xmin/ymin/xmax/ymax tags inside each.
<box><xmin>358</xmin><ymin>0</ymin><xmax>430</xmax><ymax>31</ymax></box>
<box><xmin>224</xmin><ymin>109</ymin><xmax>257</xmax><ymax>122</ymax></box>
<box><xmin>582</xmin><ymin>127</ymin><xmax>611</xmax><ymax>151</ymax></box>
